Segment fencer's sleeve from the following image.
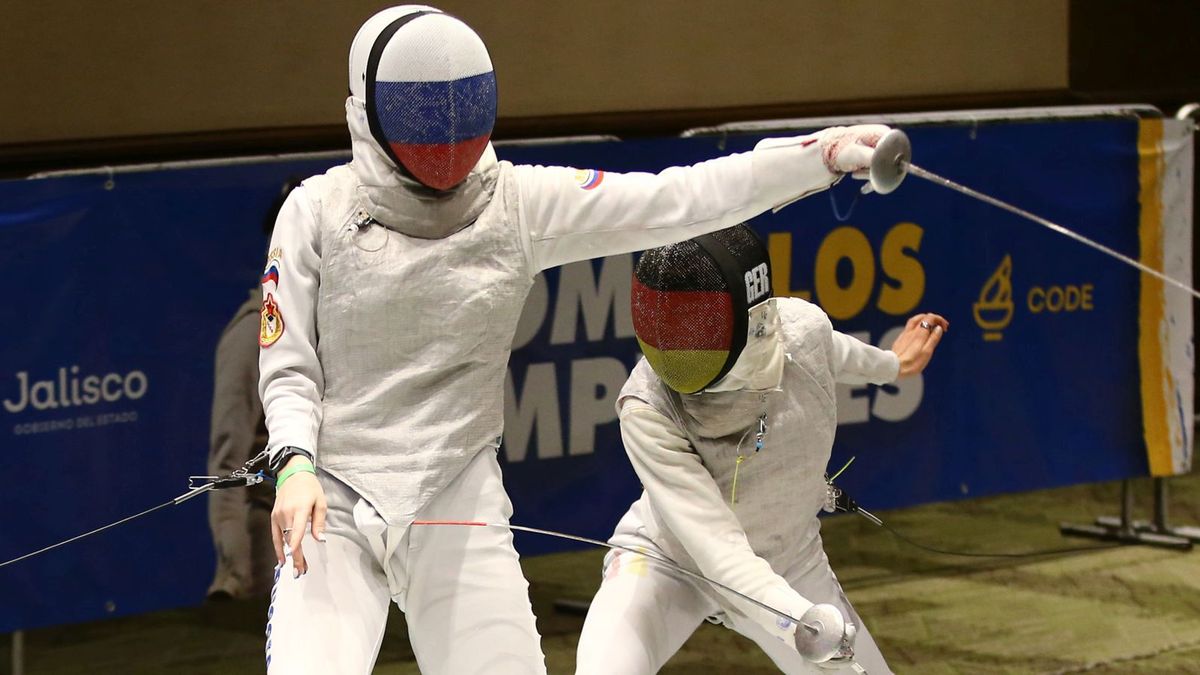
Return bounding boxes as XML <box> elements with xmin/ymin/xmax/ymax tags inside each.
<box><xmin>514</xmin><ymin>133</ymin><xmax>839</xmax><ymax>271</ymax></box>
<box><xmin>258</xmin><ymin>188</ymin><xmax>324</xmax><ymax>462</ymax></box>
<box><xmin>829</xmin><ymin>330</ymin><xmax>900</xmax><ymax>385</ymax></box>
<box><xmin>619</xmin><ymin>400</ymin><xmax>815</xmax><ymax>644</ymax></box>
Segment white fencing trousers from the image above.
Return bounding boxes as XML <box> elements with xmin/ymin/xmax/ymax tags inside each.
<box><xmin>575</xmin><ymin>540</ymin><xmax>890</xmax><ymax>674</ymax></box>
<box><xmin>265</xmin><ymin>449</ymin><xmax>546</xmax><ymax>674</ymax></box>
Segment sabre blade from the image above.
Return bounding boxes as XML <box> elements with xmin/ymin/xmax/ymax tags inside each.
<box><xmin>473</xmin><ymin>521</ymin><xmax>867</xmax><ymax>670</ymax></box>
<box><xmin>905</xmin><ymin>162</ymin><xmax>1200</xmax><ymax>301</ymax></box>
<box><xmin>413</xmin><ymin>520</ymin><xmax>802</xmax><ymax>623</ymax></box>
<box><xmin>412</xmin><ymin>522</ymin><xmax>864</xmax><ymax>669</ymax></box>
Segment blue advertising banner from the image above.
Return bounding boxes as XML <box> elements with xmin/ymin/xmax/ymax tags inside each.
<box><xmin>498</xmin><ymin>117</ymin><xmax>1193</xmax><ymax>557</ymax></box>
<box><xmin>0</xmin><ymin>158</ymin><xmax>342</xmax><ymax>631</ymax></box>
<box><xmin>0</xmin><ymin>112</ymin><xmax>1191</xmax><ymax>631</ymax></box>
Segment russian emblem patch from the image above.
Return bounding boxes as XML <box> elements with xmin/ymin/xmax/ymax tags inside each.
<box><xmin>259</xmin><ymin>293</ymin><xmax>285</xmax><ymax>348</ymax></box>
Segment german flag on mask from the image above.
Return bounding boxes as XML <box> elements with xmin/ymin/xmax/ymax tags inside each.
<box><xmin>632</xmin><ymin>225</ymin><xmax>771</xmax><ymax>394</ymax></box>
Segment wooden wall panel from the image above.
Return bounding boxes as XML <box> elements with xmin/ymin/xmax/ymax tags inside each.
<box><xmin>0</xmin><ymin>0</ymin><xmax>1068</xmax><ymax>145</ymax></box>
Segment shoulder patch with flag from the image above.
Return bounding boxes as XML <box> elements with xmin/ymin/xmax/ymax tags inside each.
<box><xmin>574</xmin><ymin>169</ymin><xmax>605</xmax><ymax>190</ymax></box>
<box><xmin>262</xmin><ymin>248</ymin><xmax>282</xmax><ymax>288</ymax></box>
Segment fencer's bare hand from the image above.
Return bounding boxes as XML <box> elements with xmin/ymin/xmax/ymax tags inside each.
<box><xmin>819</xmin><ymin>124</ymin><xmax>891</xmax><ymax>176</ymax></box>
<box><xmin>890</xmin><ymin>312</ymin><xmax>949</xmax><ymax>377</ymax></box>
<box><xmin>271</xmin><ymin>457</ymin><xmax>327</xmax><ymax>577</ymax></box>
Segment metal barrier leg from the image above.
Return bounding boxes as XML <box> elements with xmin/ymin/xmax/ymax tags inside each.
<box><xmin>11</xmin><ymin>630</ymin><xmax>23</xmax><ymax>675</ymax></box>
<box><xmin>1059</xmin><ymin>479</ymin><xmax>1192</xmax><ymax>551</ymax></box>
<box><xmin>1091</xmin><ymin>478</ymin><xmax>1200</xmax><ymax>543</ymax></box>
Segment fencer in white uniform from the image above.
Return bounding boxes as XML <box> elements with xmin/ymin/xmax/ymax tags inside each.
<box><xmin>259</xmin><ymin>6</ymin><xmax>898</xmax><ymax>674</ymax></box>
<box><xmin>575</xmin><ymin>225</ymin><xmax>947</xmax><ymax>674</ymax></box>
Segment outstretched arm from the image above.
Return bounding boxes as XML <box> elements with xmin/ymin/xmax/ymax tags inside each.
<box><xmin>830</xmin><ymin>312</ymin><xmax>948</xmax><ymax>384</ymax></box>
<box><xmin>516</xmin><ymin>126</ymin><xmax>890</xmax><ymax>271</ymax></box>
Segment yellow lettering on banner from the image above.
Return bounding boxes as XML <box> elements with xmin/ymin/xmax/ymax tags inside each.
<box><xmin>814</xmin><ymin>227</ymin><xmax>874</xmax><ymax>320</ymax></box>
<box><xmin>767</xmin><ymin>232</ymin><xmax>811</xmax><ymax>300</ymax></box>
<box><xmin>1028</xmin><ymin>285</ymin><xmax>1097</xmax><ymax>314</ymax></box>
<box><xmin>1046</xmin><ymin>286</ymin><xmax>1063</xmax><ymax>312</ymax></box>
<box><xmin>1028</xmin><ymin>287</ymin><xmax>1044</xmax><ymax>313</ymax></box>
<box><xmin>877</xmin><ymin>222</ymin><xmax>925</xmax><ymax>316</ymax></box>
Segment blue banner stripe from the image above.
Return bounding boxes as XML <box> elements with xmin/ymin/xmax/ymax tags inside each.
<box><xmin>374</xmin><ymin>72</ymin><xmax>496</xmax><ymax>144</ymax></box>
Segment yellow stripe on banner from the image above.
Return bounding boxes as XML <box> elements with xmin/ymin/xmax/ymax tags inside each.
<box><xmin>1137</xmin><ymin>118</ymin><xmax>1174</xmax><ymax>476</ymax></box>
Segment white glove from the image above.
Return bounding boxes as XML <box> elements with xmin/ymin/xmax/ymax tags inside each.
<box><xmin>794</xmin><ymin>603</ymin><xmax>857</xmax><ymax>666</ymax></box>
<box><xmin>818</xmin><ymin>124</ymin><xmax>891</xmax><ymax>177</ymax></box>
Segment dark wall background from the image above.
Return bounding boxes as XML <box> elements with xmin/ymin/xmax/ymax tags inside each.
<box><xmin>0</xmin><ymin>1</ymin><xmax>1194</xmax><ymax>175</ymax></box>
<box><xmin>2</xmin><ymin>0</ymin><xmax>1067</xmax><ymax>174</ymax></box>
<box><xmin>1069</xmin><ymin>0</ymin><xmax>1199</xmax><ymax>105</ymax></box>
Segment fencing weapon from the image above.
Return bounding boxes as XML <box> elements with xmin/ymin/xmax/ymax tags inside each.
<box><xmin>863</xmin><ymin>129</ymin><xmax>1199</xmax><ymax>301</ymax></box>
<box><xmin>0</xmin><ymin>450</ymin><xmax>270</xmax><ymax>571</ymax></box>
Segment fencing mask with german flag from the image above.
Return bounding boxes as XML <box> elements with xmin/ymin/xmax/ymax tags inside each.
<box><xmin>632</xmin><ymin>224</ymin><xmax>773</xmax><ymax>394</ymax></box>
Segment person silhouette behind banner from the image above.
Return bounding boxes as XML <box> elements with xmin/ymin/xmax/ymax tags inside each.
<box><xmin>206</xmin><ymin>179</ymin><xmax>301</xmax><ymax>600</ymax></box>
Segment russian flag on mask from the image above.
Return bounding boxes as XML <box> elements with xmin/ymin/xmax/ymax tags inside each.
<box><xmin>372</xmin><ymin>14</ymin><xmax>497</xmax><ymax>190</ymax></box>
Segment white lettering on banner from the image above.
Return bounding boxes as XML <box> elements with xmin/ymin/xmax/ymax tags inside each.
<box><xmin>835</xmin><ymin>326</ymin><xmax>923</xmax><ymax>425</ymax></box>
<box><xmin>101</xmin><ymin>374</ymin><xmax>123</xmax><ymax>402</ymax></box>
<box><xmin>550</xmin><ymin>255</ymin><xmax>635</xmax><ymax>345</ymax></box>
<box><xmin>568</xmin><ymin>357</ymin><xmax>628</xmax><ymax>456</ymax></box>
<box><xmin>503</xmin><ymin>357</ymin><xmax>633</xmax><ymax>463</ymax></box>
<box><xmin>3</xmin><ymin>367</ymin><xmax>150</xmax><ymax>414</ymax></box>
<box><xmin>124</xmin><ymin>371</ymin><xmax>148</xmax><ymax>399</ymax></box>
<box><xmin>503</xmin><ymin>363</ymin><xmax>563</xmax><ymax>462</ymax></box>
<box><xmin>12</xmin><ymin>410</ymin><xmax>138</xmax><ymax>436</ymax></box>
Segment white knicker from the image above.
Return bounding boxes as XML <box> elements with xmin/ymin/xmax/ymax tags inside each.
<box><xmin>265</xmin><ymin>449</ymin><xmax>546</xmax><ymax>675</ymax></box>
<box><xmin>575</xmin><ymin>522</ymin><xmax>890</xmax><ymax>675</ymax></box>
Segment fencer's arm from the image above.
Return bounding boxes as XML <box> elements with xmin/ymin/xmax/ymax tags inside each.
<box><xmin>619</xmin><ymin>399</ymin><xmax>816</xmax><ymax>642</ymax></box>
<box><xmin>829</xmin><ymin>329</ymin><xmax>900</xmax><ymax>386</ymax></box>
<box><xmin>515</xmin><ymin>130</ymin><xmax>851</xmax><ymax>271</ymax></box>
<box><xmin>258</xmin><ymin>188</ymin><xmax>325</xmax><ymax>464</ymax></box>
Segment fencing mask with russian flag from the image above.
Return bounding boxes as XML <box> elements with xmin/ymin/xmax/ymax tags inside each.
<box><xmin>632</xmin><ymin>224</ymin><xmax>774</xmax><ymax>394</ymax></box>
<box><xmin>349</xmin><ymin>6</ymin><xmax>497</xmax><ymax>191</ymax></box>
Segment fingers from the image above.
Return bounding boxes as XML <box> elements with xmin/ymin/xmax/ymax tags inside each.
<box><xmin>271</xmin><ymin>514</ymin><xmax>285</xmax><ymax>566</ymax></box>
<box><xmin>288</xmin><ymin>510</ymin><xmax>309</xmax><ymax>577</ymax></box>
<box><xmin>908</xmin><ymin>312</ymin><xmax>950</xmax><ymax>337</ymax></box>
<box><xmin>311</xmin><ymin>497</ymin><xmax>327</xmax><ymax>543</ymax></box>
<box><xmin>924</xmin><ymin>313</ymin><xmax>950</xmax><ymax>332</ymax></box>
<box><xmin>821</xmin><ymin>125</ymin><xmax>889</xmax><ymax>174</ymax></box>
<box><xmin>895</xmin><ymin>312</ymin><xmax>934</xmax><ymax>352</ymax></box>
<box><xmin>895</xmin><ymin>312</ymin><xmax>949</xmax><ymax>377</ymax></box>
<box><xmin>921</xmin><ymin>319</ymin><xmax>946</xmax><ymax>357</ymax></box>
<box><xmin>833</xmin><ymin>144</ymin><xmax>873</xmax><ymax>174</ymax></box>
<box><xmin>850</xmin><ymin>124</ymin><xmax>890</xmax><ymax>147</ymax></box>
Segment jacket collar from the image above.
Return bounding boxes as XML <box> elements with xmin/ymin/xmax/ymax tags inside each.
<box><xmin>346</xmin><ymin>96</ymin><xmax>498</xmax><ymax>239</ymax></box>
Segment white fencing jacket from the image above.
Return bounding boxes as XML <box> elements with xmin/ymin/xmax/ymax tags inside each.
<box><xmin>259</xmin><ymin>97</ymin><xmax>852</xmax><ymax>526</ymax></box>
<box><xmin>615</xmin><ymin>297</ymin><xmax>899</xmax><ymax>643</ymax></box>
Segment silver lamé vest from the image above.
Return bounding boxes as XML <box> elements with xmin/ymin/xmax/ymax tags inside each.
<box><xmin>303</xmin><ymin>163</ymin><xmax>532</xmax><ymax>525</ymax></box>
<box><xmin>620</xmin><ymin>298</ymin><xmax>839</xmax><ymax>570</ymax></box>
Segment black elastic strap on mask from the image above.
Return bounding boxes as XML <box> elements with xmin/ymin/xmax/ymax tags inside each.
<box><xmin>364</xmin><ymin>9</ymin><xmax>437</xmax><ymax>177</ymax></box>
<box><xmin>693</xmin><ymin>233</ymin><xmax>751</xmax><ymax>389</ymax></box>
